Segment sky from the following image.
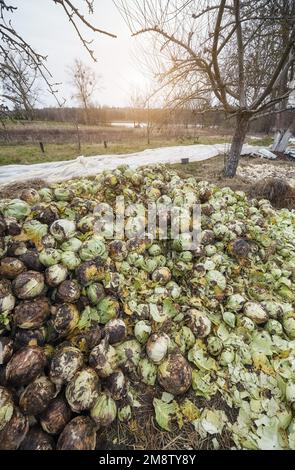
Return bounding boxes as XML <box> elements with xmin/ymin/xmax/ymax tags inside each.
<box><xmin>10</xmin><ymin>0</ymin><xmax>152</xmax><ymax>107</ymax></box>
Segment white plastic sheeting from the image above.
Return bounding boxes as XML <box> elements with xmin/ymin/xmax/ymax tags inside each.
<box><xmin>0</xmin><ymin>143</ymin><xmax>260</xmax><ymax>187</ymax></box>
<box><xmin>250</xmin><ymin>148</ymin><xmax>277</xmax><ymax>160</ymax></box>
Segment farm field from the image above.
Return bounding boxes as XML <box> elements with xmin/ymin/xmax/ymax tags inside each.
<box><xmin>0</xmin><ymin>120</ymin><xmax>272</xmax><ymax>165</ymax></box>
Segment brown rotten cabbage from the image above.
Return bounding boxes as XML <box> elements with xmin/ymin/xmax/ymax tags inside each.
<box><xmin>5</xmin><ymin>346</ymin><xmax>46</xmax><ymax>387</ymax></box>
<box><xmin>0</xmin><ymin>407</ymin><xmax>29</xmax><ymax>450</ymax></box>
<box><xmin>65</xmin><ymin>367</ymin><xmax>100</xmax><ymax>412</ymax></box>
<box><xmin>51</xmin><ymin>303</ymin><xmax>80</xmax><ymax>337</ymax></box>
<box><xmin>20</xmin><ymin>425</ymin><xmax>55</xmax><ymax>450</ymax></box>
<box><xmin>14</xmin><ymin>297</ymin><xmax>50</xmax><ymax>329</ymax></box>
<box><xmin>57</xmin><ymin>416</ymin><xmax>96</xmax><ymax>450</ymax></box>
<box><xmin>0</xmin><ymin>257</ymin><xmax>26</xmax><ymax>279</ymax></box>
<box><xmin>157</xmin><ymin>352</ymin><xmax>192</xmax><ymax>395</ymax></box>
<box><xmin>49</xmin><ymin>345</ymin><xmax>84</xmax><ymax>387</ymax></box>
<box><xmin>39</xmin><ymin>396</ymin><xmax>72</xmax><ymax>435</ymax></box>
<box><xmin>19</xmin><ymin>375</ymin><xmax>56</xmax><ymax>415</ymax></box>
<box><xmin>12</xmin><ymin>271</ymin><xmax>45</xmax><ymax>299</ymax></box>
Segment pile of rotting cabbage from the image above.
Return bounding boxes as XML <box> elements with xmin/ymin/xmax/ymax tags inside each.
<box><xmin>0</xmin><ymin>164</ymin><xmax>294</xmax><ymax>450</ymax></box>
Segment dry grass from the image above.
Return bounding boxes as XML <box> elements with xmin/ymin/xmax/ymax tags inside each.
<box><xmin>97</xmin><ymin>384</ymin><xmax>236</xmax><ymax>451</ymax></box>
<box><xmin>249</xmin><ymin>177</ymin><xmax>295</xmax><ymax>209</ymax></box>
<box><xmin>0</xmin><ymin>178</ymin><xmax>46</xmax><ymax>199</ymax></box>
<box><xmin>0</xmin><ymin>120</ymin><xmax>230</xmax><ymax>147</ymax></box>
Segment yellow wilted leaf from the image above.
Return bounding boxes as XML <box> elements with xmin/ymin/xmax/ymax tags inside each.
<box><xmin>214</xmin><ymin>285</ymin><xmax>225</xmax><ymax>300</ymax></box>
<box><xmin>198</xmin><ymin>277</ymin><xmax>207</xmax><ymax>287</ymax></box>
<box><xmin>175</xmin><ymin>403</ymin><xmax>184</xmax><ymax>430</ymax></box>
<box><xmin>14</xmin><ymin>232</ymin><xmax>44</xmax><ymax>251</ymax></box>
<box><xmin>123</xmin><ymin>303</ymin><xmax>134</xmax><ymax>316</ymax></box>
<box><xmin>124</xmin><ymin>317</ymin><xmax>135</xmax><ymax>336</ymax></box>
<box><xmin>120</xmin><ymin>288</ymin><xmax>130</xmax><ymax>298</ymax></box>
<box><xmin>13</xmin><ymin>232</ymin><xmax>30</xmax><ymax>242</ymax></box>
<box><xmin>128</xmin><ymin>419</ymin><xmax>139</xmax><ymax>433</ymax></box>
<box><xmin>180</xmin><ymin>399</ymin><xmax>200</xmax><ymax>422</ymax></box>
<box><xmin>277</xmin><ymin>349</ymin><xmax>292</xmax><ymax>359</ymax></box>
<box><xmin>252</xmin><ymin>353</ymin><xmax>275</xmax><ymax>376</ymax></box>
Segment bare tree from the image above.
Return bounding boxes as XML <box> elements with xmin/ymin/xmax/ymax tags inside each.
<box><xmin>69</xmin><ymin>59</ymin><xmax>101</xmax><ymax>123</ymax></box>
<box><xmin>0</xmin><ymin>54</ymin><xmax>40</xmax><ymax>120</ymax></box>
<box><xmin>134</xmin><ymin>86</ymin><xmax>160</xmax><ymax>144</ymax></box>
<box><xmin>0</xmin><ymin>1</ymin><xmax>116</xmax><ymax>119</ymax></box>
<box><xmin>115</xmin><ymin>0</ymin><xmax>295</xmax><ymax>176</ymax></box>
<box><xmin>129</xmin><ymin>87</ymin><xmax>143</xmax><ymax>127</ymax></box>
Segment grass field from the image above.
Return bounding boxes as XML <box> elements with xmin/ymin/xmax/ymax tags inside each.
<box><xmin>0</xmin><ymin>135</ymin><xmax>273</xmax><ymax>166</ymax></box>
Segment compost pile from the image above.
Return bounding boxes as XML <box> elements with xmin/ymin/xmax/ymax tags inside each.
<box><xmin>0</xmin><ymin>164</ymin><xmax>294</xmax><ymax>451</ymax></box>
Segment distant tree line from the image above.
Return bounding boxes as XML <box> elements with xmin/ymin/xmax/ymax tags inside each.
<box><xmin>10</xmin><ymin>105</ymin><xmax>278</xmax><ymax>134</ymax></box>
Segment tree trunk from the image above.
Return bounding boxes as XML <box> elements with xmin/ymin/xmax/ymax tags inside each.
<box><xmin>75</xmin><ymin>121</ymin><xmax>81</xmax><ymax>153</ymax></box>
<box><xmin>272</xmin><ymin>128</ymin><xmax>292</xmax><ymax>152</ymax></box>
<box><xmin>224</xmin><ymin>114</ymin><xmax>249</xmax><ymax>177</ymax></box>
<box><xmin>272</xmin><ymin>116</ymin><xmax>295</xmax><ymax>152</ymax></box>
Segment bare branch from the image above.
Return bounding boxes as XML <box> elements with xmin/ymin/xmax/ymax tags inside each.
<box><xmin>253</xmin><ymin>25</ymin><xmax>295</xmax><ymax>108</ymax></box>
<box><xmin>234</xmin><ymin>0</ymin><xmax>246</xmax><ymax>107</ymax></box>
<box><xmin>192</xmin><ymin>4</ymin><xmax>234</xmax><ymax>21</ymax></box>
<box><xmin>132</xmin><ymin>27</ymin><xmax>208</xmax><ymax>70</ymax></box>
<box><xmin>250</xmin><ymin>106</ymin><xmax>295</xmax><ymax>121</ymax></box>
<box><xmin>211</xmin><ymin>0</ymin><xmax>228</xmax><ymax>108</ymax></box>
<box><xmin>0</xmin><ymin>0</ymin><xmax>117</xmax><ymax>114</ymax></box>
<box><xmin>0</xmin><ymin>1</ymin><xmax>16</xmax><ymax>16</ymax></box>
<box><xmin>56</xmin><ymin>0</ymin><xmax>97</xmax><ymax>61</ymax></box>
<box><xmin>53</xmin><ymin>0</ymin><xmax>117</xmax><ymax>38</ymax></box>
